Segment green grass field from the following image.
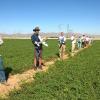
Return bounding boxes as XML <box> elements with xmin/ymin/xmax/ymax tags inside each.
<box><xmin>0</xmin><ymin>39</ymin><xmax>71</xmax><ymax>74</ymax></box>
<box><xmin>1</xmin><ymin>40</ymin><xmax>100</xmax><ymax>100</ymax></box>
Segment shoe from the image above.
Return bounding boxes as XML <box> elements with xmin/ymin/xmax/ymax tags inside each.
<box><xmin>38</xmin><ymin>65</ymin><xmax>43</xmax><ymax>70</ymax></box>
<box><xmin>32</xmin><ymin>65</ymin><xmax>37</xmax><ymax>71</ymax></box>
<box><xmin>41</xmin><ymin>63</ymin><xmax>45</xmax><ymax>66</ymax></box>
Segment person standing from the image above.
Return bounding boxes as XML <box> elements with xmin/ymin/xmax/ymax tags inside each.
<box><xmin>71</xmin><ymin>34</ymin><xmax>76</xmax><ymax>53</ymax></box>
<box><xmin>89</xmin><ymin>36</ymin><xmax>93</xmax><ymax>45</ymax></box>
<box><xmin>81</xmin><ymin>35</ymin><xmax>86</xmax><ymax>48</ymax></box>
<box><xmin>85</xmin><ymin>36</ymin><xmax>90</xmax><ymax>47</ymax></box>
<box><xmin>77</xmin><ymin>36</ymin><xmax>82</xmax><ymax>49</ymax></box>
<box><xmin>58</xmin><ymin>32</ymin><xmax>66</xmax><ymax>60</ymax></box>
<box><xmin>31</xmin><ymin>27</ymin><xmax>43</xmax><ymax>70</ymax></box>
<box><xmin>0</xmin><ymin>35</ymin><xmax>3</xmax><ymax>46</ymax></box>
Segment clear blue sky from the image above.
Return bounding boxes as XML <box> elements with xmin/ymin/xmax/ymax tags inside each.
<box><xmin>0</xmin><ymin>0</ymin><xmax>100</xmax><ymax>34</ymax></box>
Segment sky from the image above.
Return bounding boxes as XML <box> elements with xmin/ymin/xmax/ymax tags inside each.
<box><xmin>0</xmin><ymin>0</ymin><xmax>100</xmax><ymax>34</ymax></box>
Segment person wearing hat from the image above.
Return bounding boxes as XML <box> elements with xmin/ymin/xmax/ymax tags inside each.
<box><xmin>31</xmin><ymin>27</ymin><xmax>43</xmax><ymax>70</ymax></box>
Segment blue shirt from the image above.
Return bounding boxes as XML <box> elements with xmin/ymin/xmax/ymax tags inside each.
<box><xmin>31</xmin><ymin>33</ymin><xmax>42</xmax><ymax>50</ymax></box>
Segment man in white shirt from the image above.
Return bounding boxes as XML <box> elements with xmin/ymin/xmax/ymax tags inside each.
<box><xmin>85</xmin><ymin>36</ymin><xmax>90</xmax><ymax>47</ymax></box>
<box><xmin>58</xmin><ymin>32</ymin><xmax>66</xmax><ymax>59</ymax></box>
<box><xmin>71</xmin><ymin>34</ymin><xmax>76</xmax><ymax>53</ymax></box>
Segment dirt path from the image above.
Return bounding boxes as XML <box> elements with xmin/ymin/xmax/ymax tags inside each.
<box><xmin>0</xmin><ymin>48</ymin><xmax>86</xmax><ymax>98</ymax></box>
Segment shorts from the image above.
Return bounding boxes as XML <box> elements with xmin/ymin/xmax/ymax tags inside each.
<box><xmin>34</xmin><ymin>48</ymin><xmax>42</xmax><ymax>59</ymax></box>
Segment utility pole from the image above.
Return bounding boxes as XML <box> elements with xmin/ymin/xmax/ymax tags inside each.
<box><xmin>67</xmin><ymin>24</ymin><xmax>69</xmax><ymax>34</ymax></box>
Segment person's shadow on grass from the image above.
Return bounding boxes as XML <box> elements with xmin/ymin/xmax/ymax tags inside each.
<box><xmin>56</xmin><ymin>53</ymin><xmax>60</xmax><ymax>58</ymax></box>
<box><xmin>5</xmin><ymin>67</ymin><xmax>12</xmax><ymax>81</ymax></box>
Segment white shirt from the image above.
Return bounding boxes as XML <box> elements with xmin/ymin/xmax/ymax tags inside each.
<box><xmin>71</xmin><ymin>36</ymin><xmax>76</xmax><ymax>44</ymax></box>
<box><xmin>81</xmin><ymin>36</ymin><xmax>86</xmax><ymax>42</ymax></box>
<box><xmin>86</xmin><ymin>37</ymin><xmax>90</xmax><ymax>41</ymax></box>
<box><xmin>38</xmin><ymin>35</ymin><xmax>43</xmax><ymax>42</ymax></box>
<box><xmin>58</xmin><ymin>36</ymin><xmax>66</xmax><ymax>44</ymax></box>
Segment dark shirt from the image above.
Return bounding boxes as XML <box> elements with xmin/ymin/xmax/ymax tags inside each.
<box><xmin>31</xmin><ymin>33</ymin><xmax>42</xmax><ymax>50</ymax></box>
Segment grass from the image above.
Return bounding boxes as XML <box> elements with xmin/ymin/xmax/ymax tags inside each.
<box><xmin>0</xmin><ymin>39</ymin><xmax>71</xmax><ymax>74</ymax></box>
<box><xmin>2</xmin><ymin>40</ymin><xmax>100</xmax><ymax>100</ymax></box>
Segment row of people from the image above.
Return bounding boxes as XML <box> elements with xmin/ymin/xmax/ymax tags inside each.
<box><xmin>0</xmin><ymin>27</ymin><xmax>92</xmax><ymax>70</ymax></box>
<box><xmin>71</xmin><ymin>34</ymin><xmax>92</xmax><ymax>52</ymax></box>
<box><xmin>31</xmin><ymin>27</ymin><xmax>93</xmax><ymax>70</ymax></box>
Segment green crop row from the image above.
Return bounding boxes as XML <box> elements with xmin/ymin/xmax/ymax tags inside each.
<box><xmin>3</xmin><ymin>40</ymin><xmax>100</xmax><ymax>100</ymax></box>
